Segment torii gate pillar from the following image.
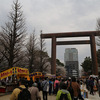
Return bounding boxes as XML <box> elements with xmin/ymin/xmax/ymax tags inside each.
<box><xmin>90</xmin><ymin>34</ymin><xmax>98</xmax><ymax>75</ymax></box>
<box><xmin>51</xmin><ymin>36</ymin><xmax>56</xmax><ymax>74</ymax></box>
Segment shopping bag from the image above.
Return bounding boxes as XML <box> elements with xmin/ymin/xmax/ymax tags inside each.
<box><xmin>93</xmin><ymin>85</ymin><xmax>97</xmax><ymax>91</ymax></box>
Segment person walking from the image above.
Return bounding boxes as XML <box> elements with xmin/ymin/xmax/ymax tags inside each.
<box><xmin>98</xmin><ymin>77</ymin><xmax>100</xmax><ymax>97</ymax></box>
<box><xmin>28</xmin><ymin>81</ymin><xmax>41</xmax><ymax>100</ymax></box>
<box><xmin>86</xmin><ymin>78</ymin><xmax>90</xmax><ymax>90</ymax></box>
<box><xmin>54</xmin><ymin>78</ymin><xmax>60</xmax><ymax>95</ymax></box>
<box><xmin>49</xmin><ymin>79</ymin><xmax>52</xmax><ymax>95</ymax></box>
<box><xmin>56</xmin><ymin>83</ymin><xmax>72</xmax><ymax>100</ymax></box>
<box><xmin>89</xmin><ymin>77</ymin><xmax>94</xmax><ymax>95</ymax></box>
<box><xmin>41</xmin><ymin>78</ymin><xmax>49</xmax><ymax>100</ymax></box>
<box><xmin>71</xmin><ymin>77</ymin><xmax>80</xmax><ymax>100</ymax></box>
<box><xmin>10</xmin><ymin>79</ymin><xmax>27</xmax><ymax>100</ymax></box>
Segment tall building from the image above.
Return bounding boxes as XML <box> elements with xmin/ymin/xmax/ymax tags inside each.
<box><xmin>64</xmin><ymin>48</ymin><xmax>79</xmax><ymax>78</ymax></box>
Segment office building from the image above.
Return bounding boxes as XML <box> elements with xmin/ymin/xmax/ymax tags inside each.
<box><xmin>64</xmin><ymin>48</ymin><xmax>79</xmax><ymax>78</ymax></box>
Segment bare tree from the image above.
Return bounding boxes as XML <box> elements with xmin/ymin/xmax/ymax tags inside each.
<box><xmin>38</xmin><ymin>30</ymin><xmax>50</xmax><ymax>73</ymax></box>
<box><xmin>95</xmin><ymin>19</ymin><xmax>100</xmax><ymax>74</ymax></box>
<box><xmin>25</xmin><ymin>30</ymin><xmax>38</xmax><ymax>73</ymax></box>
<box><xmin>96</xmin><ymin>18</ymin><xmax>100</xmax><ymax>46</ymax></box>
<box><xmin>0</xmin><ymin>0</ymin><xmax>26</xmax><ymax>68</ymax></box>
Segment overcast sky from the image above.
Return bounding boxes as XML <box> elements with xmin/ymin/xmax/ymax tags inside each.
<box><xmin>0</xmin><ymin>0</ymin><xmax>100</xmax><ymax>69</ymax></box>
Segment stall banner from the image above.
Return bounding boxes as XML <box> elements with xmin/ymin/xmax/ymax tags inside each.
<box><xmin>15</xmin><ymin>67</ymin><xmax>29</xmax><ymax>75</ymax></box>
<box><xmin>0</xmin><ymin>68</ymin><xmax>13</xmax><ymax>80</ymax></box>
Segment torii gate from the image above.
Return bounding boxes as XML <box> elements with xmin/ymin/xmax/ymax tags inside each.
<box><xmin>41</xmin><ymin>31</ymin><xmax>99</xmax><ymax>75</ymax></box>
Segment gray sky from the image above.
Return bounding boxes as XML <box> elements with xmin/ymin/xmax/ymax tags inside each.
<box><xmin>0</xmin><ymin>0</ymin><xmax>100</xmax><ymax>69</ymax></box>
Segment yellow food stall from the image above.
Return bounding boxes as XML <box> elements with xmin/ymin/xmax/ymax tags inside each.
<box><xmin>13</xmin><ymin>67</ymin><xmax>30</xmax><ymax>80</ymax></box>
<box><xmin>0</xmin><ymin>67</ymin><xmax>30</xmax><ymax>92</ymax></box>
<box><xmin>30</xmin><ymin>72</ymin><xmax>44</xmax><ymax>82</ymax></box>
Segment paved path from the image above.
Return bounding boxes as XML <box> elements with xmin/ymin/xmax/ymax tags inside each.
<box><xmin>0</xmin><ymin>91</ymin><xmax>100</xmax><ymax>100</ymax></box>
<box><xmin>87</xmin><ymin>92</ymin><xmax>100</xmax><ymax>100</ymax></box>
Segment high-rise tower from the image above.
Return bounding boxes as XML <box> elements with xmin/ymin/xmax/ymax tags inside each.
<box><xmin>64</xmin><ymin>48</ymin><xmax>79</xmax><ymax>78</ymax></box>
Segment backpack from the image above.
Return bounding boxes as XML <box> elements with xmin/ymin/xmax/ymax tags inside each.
<box><xmin>60</xmin><ymin>93</ymin><xmax>68</xmax><ymax>100</ymax></box>
<box><xmin>42</xmin><ymin>81</ymin><xmax>47</xmax><ymax>91</ymax></box>
<box><xmin>18</xmin><ymin>87</ymin><xmax>31</xmax><ymax>100</ymax></box>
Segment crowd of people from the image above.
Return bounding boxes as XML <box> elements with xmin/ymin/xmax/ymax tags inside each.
<box><xmin>85</xmin><ymin>77</ymin><xmax>100</xmax><ymax>96</ymax></box>
<box><xmin>10</xmin><ymin>76</ymin><xmax>100</xmax><ymax>100</ymax></box>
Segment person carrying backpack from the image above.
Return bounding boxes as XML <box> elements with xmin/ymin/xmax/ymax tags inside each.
<box><xmin>41</xmin><ymin>78</ymin><xmax>49</xmax><ymax>100</ymax></box>
<box><xmin>10</xmin><ymin>79</ymin><xmax>31</xmax><ymax>100</ymax></box>
<box><xmin>56</xmin><ymin>83</ymin><xmax>72</xmax><ymax>100</ymax></box>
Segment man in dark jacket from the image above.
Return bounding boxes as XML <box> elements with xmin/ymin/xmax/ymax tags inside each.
<box><xmin>89</xmin><ymin>77</ymin><xmax>94</xmax><ymax>95</ymax></box>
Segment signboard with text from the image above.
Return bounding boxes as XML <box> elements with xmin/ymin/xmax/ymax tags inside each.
<box><xmin>0</xmin><ymin>68</ymin><xmax>13</xmax><ymax>80</ymax></box>
<box><xmin>16</xmin><ymin>67</ymin><xmax>29</xmax><ymax>75</ymax></box>
<box><xmin>0</xmin><ymin>67</ymin><xmax>29</xmax><ymax>80</ymax></box>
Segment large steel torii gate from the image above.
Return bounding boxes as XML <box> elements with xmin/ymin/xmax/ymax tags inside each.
<box><xmin>41</xmin><ymin>31</ymin><xmax>99</xmax><ymax>75</ymax></box>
